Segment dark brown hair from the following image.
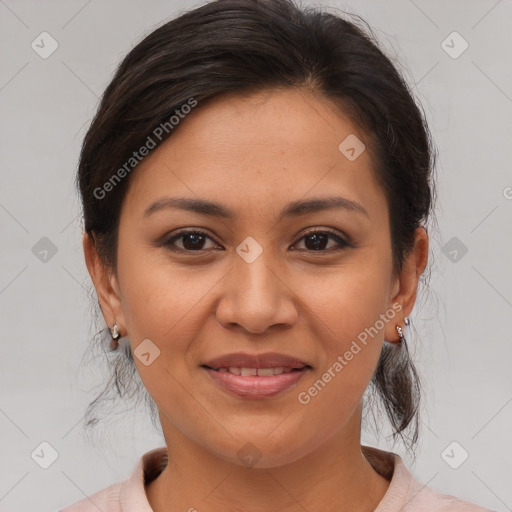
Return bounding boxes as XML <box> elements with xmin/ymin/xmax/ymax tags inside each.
<box><xmin>78</xmin><ymin>0</ymin><xmax>437</xmax><ymax>454</ymax></box>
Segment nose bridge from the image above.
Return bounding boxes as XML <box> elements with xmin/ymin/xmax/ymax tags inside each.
<box><xmin>232</xmin><ymin>239</ymin><xmax>281</xmax><ymax>307</ymax></box>
<box><xmin>216</xmin><ymin>238</ymin><xmax>297</xmax><ymax>333</ymax></box>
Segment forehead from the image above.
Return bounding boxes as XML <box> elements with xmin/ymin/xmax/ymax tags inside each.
<box><xmin>123</xmin><ymin>88</ymin><xmax>387</xmax><ymax>223</ymax></box>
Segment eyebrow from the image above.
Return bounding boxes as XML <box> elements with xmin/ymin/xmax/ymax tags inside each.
<box><xmin>144</xmin><ymin>195</ymin><xmax>369</xmax><ymax>220</ymax></box>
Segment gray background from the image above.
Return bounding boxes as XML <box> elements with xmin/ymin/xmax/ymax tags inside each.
<box><xmin>1</xmin><ymin>0</ymin><xmax>511</xmax><ymax>511</ymax></box>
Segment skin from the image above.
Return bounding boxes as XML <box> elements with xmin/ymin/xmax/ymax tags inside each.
<box><xmin>84</xmin><ymin>87</ymin><xmax>429</xmax><ymax>512</ymax></box>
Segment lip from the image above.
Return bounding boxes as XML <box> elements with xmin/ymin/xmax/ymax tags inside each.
<box><xmin>202</xmin><ymin>351</ymin><xmax>311</xmax><ymax>370</ymax></box>
<box><xmin>202</xmin><ymin>366</ymin><xmax>310</xmax><ymax>399</ymax></box>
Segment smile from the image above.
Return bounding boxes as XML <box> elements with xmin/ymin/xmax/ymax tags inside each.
<box><xmin>201</xmin><ymin>365</ymin><xmax>310</xmax><ymax>399</ymax></box>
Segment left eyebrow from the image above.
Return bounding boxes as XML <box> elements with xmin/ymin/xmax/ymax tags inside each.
<box><xmin>143</xmin><ymin>195</ymin><xmax>369</xmax><ymax>220</ymax></box>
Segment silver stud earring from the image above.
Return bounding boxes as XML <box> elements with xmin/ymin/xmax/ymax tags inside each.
<box><xmin>111</xmin><ymin>323</ymin><xmax>120</xmax><ymax>340</ymax></box>
<box><xmin>396</xmin><ymin>324</ymin><xmax>404</xmax><ymax>343</ymax></box>
<box><xmin>109</xmin><ymin>323</ymin><xmax>121</xmax><ymax>351</ymax></box>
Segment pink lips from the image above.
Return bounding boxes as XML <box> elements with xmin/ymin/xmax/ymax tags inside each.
<box><xmin>203</xmin><ymin>366</ymin><xmax>309</xmax><ymax>399</ymax></box>
<box><xmin>203</xmin><ymin>351</ymin><xmax>309</xmax><ymax>370</ymax></box>
<box><xmin>201</xmin><ymin>351</ymin><xmax>312</xmax><ymax>399</ymax></box>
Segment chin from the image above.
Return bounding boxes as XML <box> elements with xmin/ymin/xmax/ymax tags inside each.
<box><xmin>207</xmin><ymin>432</ymin><xmax>315</xmax><ymax>469</ymax></box>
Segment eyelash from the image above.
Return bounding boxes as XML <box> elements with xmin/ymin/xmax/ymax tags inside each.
<box><xmin>161</xmin><ymin>227</ymin><xmax>351</xmax><ymax>253</ymax></box>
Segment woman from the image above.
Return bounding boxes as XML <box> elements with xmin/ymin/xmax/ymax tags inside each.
<box><xmin>61</xmin><ymin>0</ymin><xmax>493</xmax><ymax>510</ymax></box>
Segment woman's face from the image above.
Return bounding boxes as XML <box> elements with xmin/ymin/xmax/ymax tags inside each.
<box><xmin>88</xmin><ymin>88</ymin><xmax>427</xmax><ymax>467</ymax></box>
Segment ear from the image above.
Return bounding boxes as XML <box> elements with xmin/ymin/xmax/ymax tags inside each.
<box><xmin>385</xmin><ymin>227</ymin><xmax>429</xmax><ymax>342</ymax></box>
<box><xmin>83</xmin><ymin>233</ymin><xmax>126</xmax><ymax>334</ymax></box>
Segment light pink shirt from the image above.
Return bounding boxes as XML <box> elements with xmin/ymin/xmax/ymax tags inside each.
<box><xmin>59</xmin><ymin>445</ymin><xmax>494</xmax><ymax>511</ymax></box>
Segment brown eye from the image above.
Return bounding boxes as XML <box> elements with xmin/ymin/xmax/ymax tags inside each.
<box><xmin>293</xmin><ymin>229</ymin><xmax>350</xmax><ymax>252</ymax></box>
<box><xmin>164</xmin><ymin>230</ymin><xmax>218</xmax><ymax>251</ymax></box>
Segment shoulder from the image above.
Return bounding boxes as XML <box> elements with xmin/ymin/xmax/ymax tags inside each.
<box><xmin>58</xmin><ymin>446</ymin><xmax>166</xmax><ymax>512</ymax></box>
<box><xmin>362</xmin><ymin>445</ymin><xmax>495</xmax><ymax>512</ymax></box>
<box><xmin>403</xmin><ymin>478</ymin><xmax>495</xmax><ymax>511</ymax></box>
<box><xmin>58</xmin><ymin>481</ymin><xmax>123</xmax><ymax>512</ymax></box>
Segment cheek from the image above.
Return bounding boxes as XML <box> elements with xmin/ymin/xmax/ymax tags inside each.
<box><xmin>115</xmin><ymin>249</ymin><xmax>223</xmax><ymax>400</ymax></box>
<box><xmin>117</xmin><ymin>246</ymin><xmax>213</xmax><ymax>340</ymax></box>
<box><xmin>291</xmin><ymin>282</ymin><xmax>387</xmax><ymax>449</ymax></box>
<box><xmin>293</xmin><ymin>257</ymin><xmax>391</xmax><ymax>344</ymax></box>
<box><xmin>290</xmin><ymin>259</ymin><xmax>390</xmax><ymax>400</ymax></box>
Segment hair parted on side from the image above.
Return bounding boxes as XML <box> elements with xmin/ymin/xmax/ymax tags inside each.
<box><xmin>77</xmin><ymin>0</ymin><xmax>437</xmax><ymax>455</ymax></box>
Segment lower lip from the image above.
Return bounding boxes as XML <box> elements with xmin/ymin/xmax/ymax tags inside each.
<box><xmin>202</xmin><ymin>367</ymin><xmax>309</xmax><ymax>399</ymax></box>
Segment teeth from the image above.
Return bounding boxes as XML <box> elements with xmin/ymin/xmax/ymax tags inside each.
<box><xmin>215</xmin><ymin>366</ymin><xmax>297</xmax><ymax>376</ymax></box>
<box><xmin>256</xmin><ymin>368</ymin><xmax>275</xmax><ymax>377</ymax></box>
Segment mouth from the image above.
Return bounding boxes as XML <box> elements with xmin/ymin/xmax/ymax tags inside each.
<box><xmin>201</xmin><ymin>365</ymin><xmax>310</xmax><ymax>376</ymax></box>
<box><xmin>200</xmin><ymin>364</ymin><xmax>312</xmax><ymax>399</ymax></box>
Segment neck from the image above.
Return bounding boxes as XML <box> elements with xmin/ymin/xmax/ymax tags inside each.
<box><xmin>146</xmin><ymin>414</ymin><xmax>391</xmax><ymax>512</ymax></box>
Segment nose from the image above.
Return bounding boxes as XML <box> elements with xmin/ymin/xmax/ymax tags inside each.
<box><xmin>215</xmin><ymin>251</ymin><xmax>299</xmax><ymax>335</ymax></box>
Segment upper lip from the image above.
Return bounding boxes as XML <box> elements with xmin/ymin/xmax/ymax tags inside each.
<box><xmin>202</xmin><ymin>352</ymin><xmax>311</xmax><ymax>370</ymax></box>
